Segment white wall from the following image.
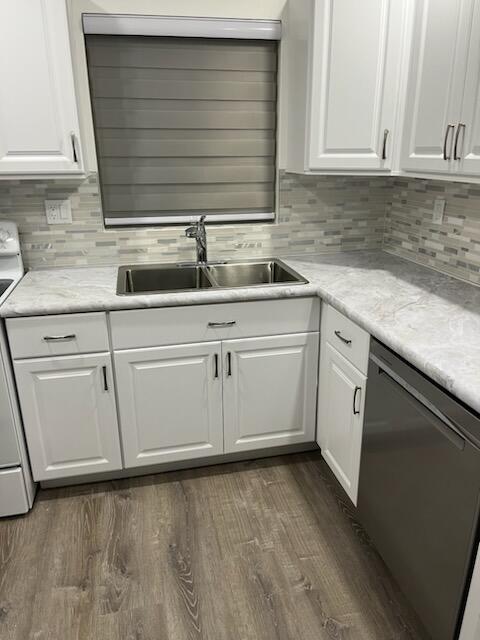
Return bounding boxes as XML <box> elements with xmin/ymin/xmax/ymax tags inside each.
<box><xmin>66</xmin><ymin>0</ymin><xmax>288</xmax><ymax>171</ymax></box>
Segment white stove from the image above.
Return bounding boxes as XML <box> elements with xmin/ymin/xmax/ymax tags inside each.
<box><xmin>0</xmin><ymin>221</ymin><xmax>35</xmax><ymax>517</ymax></box>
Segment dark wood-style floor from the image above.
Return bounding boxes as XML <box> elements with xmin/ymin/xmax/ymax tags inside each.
<box><xmin>0</xmin><ymin>452</ymin><xmax>429</xmax><ymax>640</ymax></box>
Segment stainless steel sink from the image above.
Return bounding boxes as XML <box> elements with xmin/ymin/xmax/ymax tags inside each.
<box><xmin>207</xmin><ymin>260</ymin><xmax>306</xmax><ymax>288</ymax></box>
<box><xmin>117</xmin><ymin>259</ymin><xmax>307</xmax><ymax>295</ymax></box>
<box><xmin>118</xmin><ymin>264</ymin><xmax>213</xmax><ymax>295</ymax></box>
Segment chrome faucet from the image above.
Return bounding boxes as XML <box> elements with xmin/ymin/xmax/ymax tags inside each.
<box><xmin>185</xmin><ymin>215</ymin><xmax>207</xmax><ymax>264</ymax></box>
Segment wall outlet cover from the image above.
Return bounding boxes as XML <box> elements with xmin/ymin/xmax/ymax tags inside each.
<box><xmin>45</xmin><ymin>200</ymin><xmax>72</xmax><ymax>225</ymax></box>
<box><xmin>432</xmin><ymin>197</ymin><xmax>446</xmax><ymax>224</ymax></box>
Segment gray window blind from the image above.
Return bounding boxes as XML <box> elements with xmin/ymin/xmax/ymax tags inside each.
<box><xmin>85</xmin><ymin>35</ymin><xmax>277</xmax><ymax>226</ymax></box>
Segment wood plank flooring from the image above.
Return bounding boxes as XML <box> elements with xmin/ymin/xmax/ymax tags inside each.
<box><xmin>0</xmin><ymin>452</ymin><xmax>429</xmax><ymax>640</ymax></box>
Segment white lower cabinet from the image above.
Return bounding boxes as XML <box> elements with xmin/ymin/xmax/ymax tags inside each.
<box><xmin>317</xmin><ymin>341</ymin><xmax>367</xmax><ymax>506</ymax></box>
<box><xmin>14</xmin><ymin>353</ymin><xmax>122</xmax><ymax>481</ymax></box>
<box><xmin>114</xmin><ymin>342</ymin><xmax>224</xmax><ymax>467</ymax></box>
<box><xmin>115</xmin><ymin>333</ymin><xmax>319</xmax><ymax>465</ymax></box>
<box><xmin>223</xmin><ymin>333</ymin><xmax>319</xmax><ymax>453</ymax></box>
<box><xmin>9</xmin><ymin>300</ymin><xmax>320</xmax><ymax>483</ymax></box>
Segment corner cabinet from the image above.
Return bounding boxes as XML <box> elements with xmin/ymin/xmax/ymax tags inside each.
<box><xmin>317</xmin><ymin>305</ymin><xmax>370</xmax><ymax>505</ymax></box>
<box><xmin>284</xmin><ymin>0</ymin><xmax>407</xmax><ymax>173</ymax></box>
<box><xmin>400</xmin><ymin>0</ymin><xmax>480</xmax><ymax>178</ymax></box>
<box><xmin>0</xmin><ymin>0</ymin><xmax>83</xmax><ymax>177</ymax></box>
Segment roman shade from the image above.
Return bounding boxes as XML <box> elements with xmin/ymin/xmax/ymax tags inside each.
<box><xmin>84</xmin><ymin>34</ymin><xmax>278</xmax><ymax>226</ymax></box>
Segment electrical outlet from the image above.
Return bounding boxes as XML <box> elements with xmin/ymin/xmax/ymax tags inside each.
<box><xmin>432</xmin><ymin>197</ymin><xmax>446</xmax><ymax>224</ymax></box>
<box><xmin>45</xmin><ymin>199</ymin><xmax>72</xmax><ymax>225</ymax></box>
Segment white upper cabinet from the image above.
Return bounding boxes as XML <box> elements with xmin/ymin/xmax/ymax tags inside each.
<box><xmin>284</xmin><ymin>0</ymin><xmax>407</xmax><ymax>173</ymax></box>
<box><xmin>400</xmin><ymin>0</ymin><xmax>472</xmax><ymax>174</ymax></box>
<box><xmin>0</xmin><ymin>0</ymin><xmax>83</xmax><ymax>176</ymax></box>
<box><xmin>309</xmin><ymin>0</ymin><xmax>404</xmax><ymax>171</ymax></box>
<box><xmin>400</xmin><ymin>0</ymin><xmax>480</xmax><ymax>178</ymax></box>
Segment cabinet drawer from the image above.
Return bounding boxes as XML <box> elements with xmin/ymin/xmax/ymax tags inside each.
<box><xmin>7</xmin><ymin>312</ymin><xmax>109</xmax><ymax>359</ymax></box>
<box><xmin>322</xmin><ymin>304</ymin><xmax>370</xmax><ymax>374</ymax></box>
<box><xmin>111</xmin><ymin>298</ymin><xmax>320</xmax><ymax>350</ymax></box>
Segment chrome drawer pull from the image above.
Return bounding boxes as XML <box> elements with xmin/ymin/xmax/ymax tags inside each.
<box><xmin>227</xmin><ymin>352</ymin><xmax>232</xmax><ymax>377</ymax></box>
<box><xmin>353</xmin><ymin>386</ymin><xmax>361</xmax><ymax>415</ymax></box>
<box><xmin>454</xmin><ymin>123</ymin><xmax>466</xmax><ymax>160</ymax></box>
<box><xmin>334</xmin><ymin>330</ymin><xmax>352</xmax><ymax>345</ymax></box>
<box><xmin>71</xmin><ymin>132</ymin><xmax>79</xmax><ymax>163</ymax></box>
<box><xmin>443</xmin><ymin>124</ymin><xmax>455</xmax><ymax>160</ymax></box>
<box><xmin>208</xmin><ymin>321</ymin><xmax>236</xmax><ymax>328</ymax></box>
<box><xmin>43</xmin><ymin>334</ymin><xmax>76</xmax><ymax>342</ymax></box>
<box><xmin>382</xmin><ymin>128</ymin><xmax>389</xmax><ymax>160</ymax></box>
<box><xmin>102</xmin><ymin>365</ymin><xmax>109</xmax><ymax>391</ymax></box>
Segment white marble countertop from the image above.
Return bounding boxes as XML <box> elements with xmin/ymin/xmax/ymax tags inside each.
<box><xmin>2</xmin><ymin>250</ymin><xmax>480</xmax><ymax>414</ymax></box>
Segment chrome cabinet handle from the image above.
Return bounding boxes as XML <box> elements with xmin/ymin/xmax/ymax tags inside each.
<box><xmin>454</xmin><ymin>123</ymin><xmax>466</xmax><ymax>160</ymax></box>
<box><xmin>443</xmin><ymin>124</ymin><xmax>455</xmax><ymax>160</ymax></box>
<box><xmin>43</xmin><ymin>334</ymin><xmax>76</xmax><ymax>342</ymax></box>
<box><xmin>102</xmin><ymin>365</ymin><xmax>109</xmax><ymax>391</ymax></box>
<box><xmin>208</xmin><ymin>321</ymin><xmax>236</xmax><ymax>328</ymax></box>
<box><xmin>213</xmin><ymin>353</ymin><xmax>219</xmax><ymax>379</ymax></box>
<box><xmin>226</xmin><ymin>352</ymin><xmax>232</xmax><ymax>377</ymax></box>
<box><xmin>382</xmin><ymin>129</ymin><xmax>389</xmax><ymax>160</ymax></box>
<box><xmin>334</xmin><ymin>330</ymin><xmax>352</xmax><ymax>346</ymax></box>
<box><xmin>71</xmin><ymin>132</ymin><xmax>79</xmax><ymax>164</ymax></box>
<box><xmin>353</xmin><ymin>386</ymin><xmax>361</xmax><ymax>415</ymax></box>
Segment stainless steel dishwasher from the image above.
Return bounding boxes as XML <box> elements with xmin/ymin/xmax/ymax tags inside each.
<box><xmin>358</xmin><ymin>339</ymin><xmax>480</xmax><ymax>640</ymax></box>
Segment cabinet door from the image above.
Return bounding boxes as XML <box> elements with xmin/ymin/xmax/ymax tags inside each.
<box><xmin>455</xmin><ymin>0</ymin><xmax>480</xmax><ymax>176</ymax></box>
<box><xmin>317</xmin><ymin>342</ymin><xmax>366</xmax><ymax>505</ymax></box>
<box><xmin>223</xmin><ymin>333</ymin><xmax>318</xmax><ymax>453</ymax></box>
<box><xmin>0</xmin><ymin>0</ymin><xmax>82</xmax><ymax>175</ymax></box>
<box><xmin>308</xmin><ymin>0</ymin><xmax>405</xmax><ymax>170</ymax></box>
<box><xmin>400</xmin><ymin>0</ymin><xmax>473</xmax><ymax>174</ymax></box>
<box><xmin>114</xmin><ymin>342</ymin><xmax>223</xmax><ymax>468</ymax></box>
<box><xmin>14</xmin><ymin>353</ymin><xmax>121</xmax><ymax>481</ymax></box>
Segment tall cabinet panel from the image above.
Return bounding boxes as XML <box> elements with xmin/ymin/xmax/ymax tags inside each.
<box><xmin>309</xmin><ymin>0</ymin><xmax>404</xmax><ymax>170</ymax></box>
<box><xmin>400</xmin><ymin>0</ymin><xmax>474</xmax><ymax>174</ymax></box>
<box><xmin>0</xmin><ymin>0</ymin><xmax>82</xmax><ymax>175</ymax></box>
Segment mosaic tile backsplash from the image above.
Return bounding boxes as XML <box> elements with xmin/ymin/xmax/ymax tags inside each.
<box><xmin>0</xmin><ymin>172</ymin><xmax>388</xmax><ymax>270</ymax></box>
<box><xmin>383</xmin><ymin>178</ymin><xmax>480</xmax><ymax>286</ymax></box>
<box><xmin>2</xmin><ymin>170</ymin><xmax>480</xmax><ymax>287</ymax></box>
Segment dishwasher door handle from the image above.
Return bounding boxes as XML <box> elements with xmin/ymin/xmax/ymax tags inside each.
<box><xmin>372</xmin><ymin>354</ymin><xmax>466</xmax><ymax>451</ymax></box>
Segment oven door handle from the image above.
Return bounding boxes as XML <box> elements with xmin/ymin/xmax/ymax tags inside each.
<box><xmin>371</xmin><ymin>354</ymin><xmax>466</xmax><ymax>451</ymax></box>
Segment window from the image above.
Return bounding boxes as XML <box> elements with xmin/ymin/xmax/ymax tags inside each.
<box><xmin>85</xmin><ymin>34</ymin><xmax>278</xmax><ymax>227</ymax></box>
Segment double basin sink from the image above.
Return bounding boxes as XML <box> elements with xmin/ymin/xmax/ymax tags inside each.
<box><xmin>117</xmin><ymin>259</ymin><xmax>307</xmax><ymax>295</ymax></box>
